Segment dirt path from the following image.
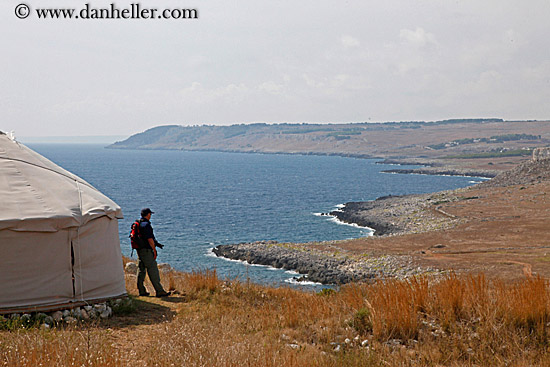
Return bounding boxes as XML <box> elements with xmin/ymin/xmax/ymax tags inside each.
<box><xmin>100</xmin><ymin>292</ymin><xmax>186</xmax><ymax>363</ymax></box>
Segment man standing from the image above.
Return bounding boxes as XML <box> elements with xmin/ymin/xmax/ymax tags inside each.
<box><xmin>136</xmin><ymin>208</ymin><xmax>171</xmax><ymax>297</ymax></box>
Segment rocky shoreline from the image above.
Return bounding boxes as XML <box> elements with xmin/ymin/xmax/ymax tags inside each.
<box><xmin>212</xmin><ymin>241</ymin><xmax>439</xmax><ymax>285</ymax></box>
<box><xmin>376</xmin><ymin>158</ymin><xmax>499</xmax><ymax>178</ymax></box>
<box><xmin>212</xmin><ymin>149</ymin><xmax>550</xmax><ymax>285</ymax></box>
<box><xmin>212</xmin><ymin>189</ymin><xmax>473</xmax><ymax>284</ymax></box>
<box><xmin>381</xmin><ymin>167</ymin><xmax>497</xmax><ymax>178</ymax></box>
<box><xmin>329</xmin><ymin>190</ymin><xmax>469</xmax><ymax>236</ymax></box>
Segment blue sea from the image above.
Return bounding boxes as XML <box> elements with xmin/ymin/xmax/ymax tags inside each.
<box><xmin>29</xmin><ymin>144</ymin><xmax>483</xmax><ymax>289</ymax></box>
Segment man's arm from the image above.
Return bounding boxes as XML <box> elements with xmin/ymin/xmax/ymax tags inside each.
<box><xmin>148</xmin><ymin>238</ymin><xmax>157</xmax><ymax>259</ymax></box>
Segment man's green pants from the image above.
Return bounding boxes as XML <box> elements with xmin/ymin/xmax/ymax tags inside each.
<box><xmin>137</xmin><ymin>248</ymin><xmax>167</xmax><ymax>295</ymax></box>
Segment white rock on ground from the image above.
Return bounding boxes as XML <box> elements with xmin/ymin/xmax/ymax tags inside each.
<box><xmin>99</xmin><ymin>310</ymin><xmax>110</xmax><ymax>319</ymax></box>
<box><xmin>158</xmin><ymin>263</ymin><xmax>172</xmax><ymax>272</ymax></box>
<box><xmin>125</xmin><ymin>262</ymin><xmax>138</xmax><ymax>274</ymax></box>
<box><xmin>94</xmin><ymin>303</ymin><xmax>107</xmax><ymax>313</ymax></box>
<box><xmin>71</xmin><ymin>308</ymin><xmax>82</xmax><ymax>318</ymax></box>
<box><xmin>64</xmin><ymin>316</ymin><xmax>77</xmax><ymax>323</ymax></box>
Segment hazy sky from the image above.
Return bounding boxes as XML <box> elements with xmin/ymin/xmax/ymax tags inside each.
<box><xmin>2</xmin><ymin>0</ymin><xmax>550</xmax><ymax>138</ymax></box>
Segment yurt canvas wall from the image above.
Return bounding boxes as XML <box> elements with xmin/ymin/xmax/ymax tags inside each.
<box><xmin>0</xmin><ymin>132</ymin><xmax>126</xmax><ymax>313</ymax></box>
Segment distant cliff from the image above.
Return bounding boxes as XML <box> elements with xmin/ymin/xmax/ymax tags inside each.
<box><xmin>108</xmin><ymin>119</ymin><xmax>544</xmax><ymax>160</ymax></box>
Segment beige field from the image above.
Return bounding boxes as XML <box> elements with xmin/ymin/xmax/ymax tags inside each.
<box><xmin>2</xmin><ymin>267</ymin><xmax>549</xmax><ymax>367</ymax></box>
<box><xmin>327</xmin><ymin>181</ymin><xmax>550</xmax><ymax>282</ymax></box>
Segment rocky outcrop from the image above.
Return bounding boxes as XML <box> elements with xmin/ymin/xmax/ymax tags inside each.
<box><xmin>330</xmin><ymin>191</ymin><xmax>465</xmax><ymax>237</ymax></box>
<box><xmin>329</xmin><ymin>199</ymin><xmax>403</xmax><ymax>235</ymax></box>
<box><xmin>532</xmin><ymin>147</ymin><xmax>550</xmax><ymax>161</ymax></box>
<box><xmin>381</xmin><ymin>167</ymin><xmax>498</xmax><ymax>178</ymax></box>
<box><xmin>482</xmin><ymin>147</ymin><xmax>550</xmax><ymax>187</ymax></box>
<box><xmin>212</xmin><ymin>241</ymin><xmax>436</xmax><ymax>284</ymax></box>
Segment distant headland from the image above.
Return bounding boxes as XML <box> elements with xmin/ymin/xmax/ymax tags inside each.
<box><xmin>108</xmin><ymin>119</ymin><xmax>550</xmax><ymax>178</ymax></box>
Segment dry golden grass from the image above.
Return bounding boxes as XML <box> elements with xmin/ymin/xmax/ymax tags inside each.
<box><xmin>2</xmin><ymin>269</ymin><xmax>550</xmax><ymax>367</ymax></box>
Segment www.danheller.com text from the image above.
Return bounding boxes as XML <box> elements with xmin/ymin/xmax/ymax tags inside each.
<box><xmin>15</xmin><ymin>2</ymin><xmax>199</xmax><ymax>20</ymax></box>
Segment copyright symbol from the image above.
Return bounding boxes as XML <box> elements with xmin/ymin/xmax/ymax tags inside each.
<box><xmin>15</xmin><ymin>4</ymin><xmax>30</xmax><ymax>19</ymax></box>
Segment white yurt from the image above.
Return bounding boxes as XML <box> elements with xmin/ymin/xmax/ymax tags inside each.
<box><xmin>0</xmin><ymin>131</ymin><xmax>126</xmax><ymax>313</ymax></box>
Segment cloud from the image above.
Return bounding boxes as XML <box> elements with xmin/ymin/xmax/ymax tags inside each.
<box><xmin>258</xmin><ymin>81</ymin><xmax>286</xmax><ymax>95</ymax></box>
<box><xmin>503</xmin><ymin>29</ymin><xmax>523</xmax><ymax>46</ymax></box>
<box><xmin>465</xmin><ymin>70</ymin><xmax>503</xmax><ymax>93</ymax></box>
<box><xmin>302</xmin><ymin>74</ymin><xmax>324</xmax><ymax>89</ymax></box>
<box><xmin>341</xmin><ymin>35</ymin><xmax>360</xmax><ymax>48</ymax></box>
<box><xmin>399</xmin><ymin>27</ymin><xmax>438</xmax><ymax>47</ymax></box>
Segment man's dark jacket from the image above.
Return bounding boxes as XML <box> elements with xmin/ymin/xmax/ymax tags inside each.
<box><xmin>138</xmin><ymin>218</ymin><xmax>155</xmax><ymax>249</ymax></box>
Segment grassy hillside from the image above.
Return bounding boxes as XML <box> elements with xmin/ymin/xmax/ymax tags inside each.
<box><xmin>2</xmin><ymin>268</ymin><xmax>549</xmax><ymax>366</ymax></box>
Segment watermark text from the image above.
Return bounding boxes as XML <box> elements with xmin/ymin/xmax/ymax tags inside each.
<box><xmin>15</xmin><ymin>3</ymin><xmax>199</xmax><ymax>20</ymax></box>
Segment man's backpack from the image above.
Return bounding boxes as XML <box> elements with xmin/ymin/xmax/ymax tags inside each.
<box><xmin>129</xmin><ymin>220</ymin><xmax>142</xmax><ymax>252</ymax></box>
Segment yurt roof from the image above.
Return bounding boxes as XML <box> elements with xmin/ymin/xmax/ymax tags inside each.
<box><xmin>0</xmin><ymin>132</ymin><xmax>123</xmax><ymax>232</ymax></box>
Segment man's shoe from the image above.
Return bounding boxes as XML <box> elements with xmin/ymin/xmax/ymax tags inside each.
<box><xmin>156</xmin><ymin>291</ymin><xmax>171</xmax><ymax>297</ymax></box>
<box><xmin>139</xmin><ymin>292</ymin><xmax>150</xmax><ymax>297</ymax></box>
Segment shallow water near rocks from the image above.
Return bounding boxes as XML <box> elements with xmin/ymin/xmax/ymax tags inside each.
<box><xmin>30</xmin><ymin>144</ymin><xmax>477</xmax><ymax>290</ymax></box>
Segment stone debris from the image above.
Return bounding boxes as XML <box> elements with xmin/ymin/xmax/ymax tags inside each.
<box><xmin>100</xmin><ymin>306</ymin><xmax>113</xmax><ymax>319</ymax></box>
<box><xmin>64</xmin><ymin>316</ymin><xmax>77</xmax><ymax>323</ymax></box>
<box><xmin>71</xmin><ymin>308</ymin><xmax>82</xmax><ymax>318</ymax></box>
<box><xmin>0</xmin><ymin>297</ymin><xmax>132</xmax><ymax>330</ymax></box>
<box><xmin>94</xmin><ymin>303</ymin><xmax>107</xmax><ymax>313</ymax></box>
<box><xmin>52</xmin><ymin>311</ymin><xmax>63</xmax><ymax>322</ymax></box>
<box><xmin>124</xmin><ymin>262</ymin><xmax>138</xmax><ymax>274</ymax></box>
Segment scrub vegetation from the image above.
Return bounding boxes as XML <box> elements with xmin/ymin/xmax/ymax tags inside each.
<box><xmin>1</xmin><ymin>269</ymin><xmax>549</xmax><ymax>366</ymax></box>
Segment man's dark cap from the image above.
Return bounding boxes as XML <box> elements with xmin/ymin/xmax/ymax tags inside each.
<box><xmin>141</xmin><ymin>208</ymin><xmax>154</xmax><ymax>217</ymax></box>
